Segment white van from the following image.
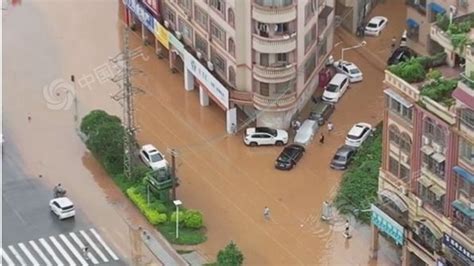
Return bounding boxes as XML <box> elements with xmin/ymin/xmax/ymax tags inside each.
<box><xmin>294</xmin><ymin>119</ymin><xmax>319</xmax><ymax>146</ymax></box>
<box><xmin>322</xmin><ymin>73</ymin><xmax>350</xmax><ymax>103</ymax></box>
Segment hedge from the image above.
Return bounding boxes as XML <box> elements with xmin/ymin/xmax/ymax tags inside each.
<box><xmin>126</xmin><ymin>186</ymin><xmax>167</xmax><ymax>225</ymax></box>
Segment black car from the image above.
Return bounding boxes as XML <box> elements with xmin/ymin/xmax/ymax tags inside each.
<box><xmin>275</xmin><ymin>144</ymin><xmax>305</xmax><ymax>170</ymax></box>
<box><xmin>330</xmin><ymin>145</ymin><xmax>357</xmax><ymax>170</ymax></box>
<box><xmin>387</xmin><ymin>47</ymin><xmax>415</xmax><ymax>66</ymax></box>
<box><xmin>309</xmin><ymin>101</ymin><xmax>335</xmax><ymax>125</ymax></box>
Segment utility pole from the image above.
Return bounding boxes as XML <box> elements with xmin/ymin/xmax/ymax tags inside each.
<box><xmin>110</xmin><ymin>27</ymin><xmax>144</xmax><ymax>180</ymax></box>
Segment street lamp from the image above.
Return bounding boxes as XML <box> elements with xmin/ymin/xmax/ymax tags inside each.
<box><xmin>173</xmin><ymin>200</ymin><xmax>182</xmax><ymax>239</ymax></box>
<box><xmin>341</xmin><ymin>41</ymin><xmax>367</xmax><ymax>61</ymax></box>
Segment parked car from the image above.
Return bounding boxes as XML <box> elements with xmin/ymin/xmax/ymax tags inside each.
<box><xmin>294</xmin><ymin>119</ymin><xmax>319</xmax><ymax>146</ymax></box>
<box><xmin>333</xmin><ymin>60</ymin><xmax>363</xmax><ymax>83</ymax></box>
<box><xmin>364</xmin><ymin>16</ymin><xmax>388</xmax><ymax>36</ymax></box>
<box><xmin>49</xmin><ymin>197</ymin><xmax>75</xmax><ymax>220</ymax></box>
<box><xmin>345</xmin><ymin>122</ymin><xmax>373</xmax><ymax>148</ymax></box>
<box><xmin>139</xmin><ymin>144</ymin><xmax>168</xmax><ymax>170</ymax></box>
<box><xmin>330</xmin><ymin>145</ymin><xmax>357</xmax><ymax>170</ymax></box>
<box><xmin>387</xmin><ymin>47</ymin><xmax>414</xmax><ymax>66</ymax></box>
<box><xmin>275</xmin><ymin>144</ymin><xmax>305</xmax><ymax>170</ymax></box>
<box><xmin>244</xmin><ymin>127</ymin><xmax>288</xmax><ymax>146</ymax></box>
<box><xmin>322</xmin><ymin>74</ymin><xmax>350</xmax><ymax>103</ymax></box>
<box><xmin>309</xmin><ymin>101</ymin><xmax>335</xmax><ymax>125</ymax></box>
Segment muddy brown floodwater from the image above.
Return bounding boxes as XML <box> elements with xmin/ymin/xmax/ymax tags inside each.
<box><xmin>3</xmin><ymin>0</ymin><xmax>408</xmax><ymax>265</ymax></box>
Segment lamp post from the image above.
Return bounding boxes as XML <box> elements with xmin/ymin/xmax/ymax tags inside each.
<box><xmin>341</xmin><ymin>41</ymin><xmax>367</xmax><ymax>61</ymax></box>
<box><xmin>173</xmin><ymin>200</ymin><xmax>182</xmax><ymax>239</ymax></box>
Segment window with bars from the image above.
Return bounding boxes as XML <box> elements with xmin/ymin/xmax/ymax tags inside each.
<box><xmin>424</xmin><ymin>118</ymin><xmax>446</xmax><ymax>146</ymax></box>
<box><xmin>178</xmin><ymin>0</ymin><xmax>192</xmax><ymax>13</ymax></box>
<box><xmin>304</xmin><ymin>52</ymin><xmax>316</xmax><ymax>83</ymax></box>
<box><xmin>178</xmin><ymin>18</ymin><xmax>194</xmax><ymax>44</ymax></box>
<box><xmin>209</xmin><ymin>0</ymin><xmax>225</xmax><ymax>17</ymax></box>
<box><xmin>210</xmin><ymin>20</ymin><xmax>226</xmax><ymax>48</ymax></box>
<box><xmin>164</xmin><ymin>4</ymin><xmax>177</xmax><ymax>30</ymax></box>
<box><xmin>210</xmin><ymin>48</ymin><xmax>227</xmax><ymax>77</ymax></box>
<box><xmin>260</xmin><ymin>82</ymin><xmax>270</xmax><ymax>96</ymax></box>
<box><xmin>459</xmin><ymin>137</ymin><xmax>474</xmax><ymax>166</ymax></box>
<box><xmin>195</xmin><ymin>33</ymin><xmax>208</xmax><ymax>58</ymax></box>
<box><xmin>423</xmin><ymin>154</ymin><xmax>445</xmax><ymax>179</ymax></box>
<box><xmin>304</xmin><ymin>25</ymin><xmax>316</xmax><ymax>53</ymax></box>
<box><xmin>228</xmin><ymin>38</ymin><xmax>235</xmax><ymax>57</ymax></box>
<box><xmin>194</xmin><ymin>5</ymin><xmax>208</xmax><ymax>31</ymax></box>
<box><xmin>228</xmin><ymin>66</ymin><xmax>236</xmax><ymax>87</ymax></box>
<box><xmin>460</xmin><ymin>108</ymin><xmax>474</xmax><ymax>129</ymax></box>
<box><xmin>228</xmin><ymin>8</ymin><xmax>235</xmax><ymax>28</ymax></box>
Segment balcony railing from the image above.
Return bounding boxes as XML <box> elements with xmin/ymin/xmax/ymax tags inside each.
<box><xmin>375</xmin><ymin>202</ymin><xmax>409</xmax><ymax>228</ymax></box>
<box><xmin>230</xmin><ymin>90</ymin><xmax>253</xmax><ymax>104</ymax></box>
<box><xmin>253</xmin><ymin>92</ymin><xmax>297</xmax><ymax>110</ymax></box>
<box><xmin>460</xmin><ymin>72</ymin><xmax>474</xmax><ymax>90</ymax></box>
<box><xmin>253</xmin><ymin>63</ymin><xmax>296</xmax><ymax>83</ymax></box>
<box><xmin>252</xmin><ymin>33</ymin><xmax>297</xmax><ymax>54</ymax></box>
<box><xmin>384</xmin><ymin>70</ymin><xmax>420</xmax><ymax>101</ymax></box>
<box><xmin>452</xmin><ymin>220</ymin><xmax>474</xmax><ymax>240</ymax></box>
<box><xmin>430</xmin><ymin>25</ymin><xmax>456</xmax><ymax>53</ymax></box>
<box><xmin>252</xmin><ymin>2</ymin><xmax>296</xmax><ymax>24</ymax></box>
<box><xmin>254</xmin><ymin>0</ymin><xmax>293</xmax><ymax>8</ymax></box>
<box><xmin>420</xmin><ymin>96</ymin><xmax>457</xmax><ymax>125</ymax></box>
<box><xmin>410</xmin><ymin>231</ymin><xmax>441</xmax><ymax>255</ymax></box>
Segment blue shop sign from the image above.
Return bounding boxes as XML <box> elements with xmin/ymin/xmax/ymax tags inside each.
<box><xmin>123</xmin><ymin>0</ymin><xmax>155</xmax><ymax>32</ymax></box>
<box><xmin>443</xmin><ymin>233</ymin><xmax>474</xmax><ymax>263</ymax></box>
<box><xmin>371</xmin><ymin>204</ymin><xmax>405</xmax><ymax>245</ymax></box>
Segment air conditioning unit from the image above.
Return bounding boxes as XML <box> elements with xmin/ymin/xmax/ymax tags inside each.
<box><xmin>207</xmin><ymin>61</ymin><xmax>214</xmax><ymax>71</ymax></box>
<box><xmin>164</xmin><ymin>20</ymin><xmax>170</xmax><ymax>29</ymax></box>
<box><xmin>175</xmin><ymin>31</ymin><xmax>182</xmax><ymax>40</ymax></box>
<box><xmin>283</xmin><ymin>34</ymin><xmax>290</xmax><ymax>40</ymax></box>
<box><xmin>416</xmin><ymin>197</ymin><xmax>423</xmax><ymax>207</ymax></box>
<box><xmin>399</xmin><ymin>185</ymin><xmax>408</xmax><ymax>196</ymax></box>
<box><xmin>422</xmin><ymin>136</ymin><xmax>430</xmax><ymax>145</ymax></box>
<box><xmin>432</xmin><ymin>142</ymin><xmax>443</xmax><ymax>154</ymax></box>
<box><xmin>196</xmin><ymin>51</ymin><xmax>202</xmax><ymax>59</ymax></box>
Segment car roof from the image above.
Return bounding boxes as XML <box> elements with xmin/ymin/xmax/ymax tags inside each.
<box><xmin>370</xmin><ymin>16</ymin><xmax>386</xmax><ymax>23</ymax></box>
<box><xmin>348</xmin><ymin>123</ymin><xmax>370</xmax><ymax>137</ymax></box>
<box><xmin>53</xmin><ymin>197</ymin><xmax>74</xmax><ymax>207</ymax></box>
<box><xmin>336</xmin><ymin>145</ymin><xmax>356</xmax><ymax>155</ymax></box>
<box><xmin>286</xmin><ymin>144</ymin><xmax>305</xmax><ymax>151</ymax></box>
<box><xmin>143</xmin><ymin>144</ymin><xmax>159</xmax><ymax>154</ymax></box>
<box><xmin>330</xmin><ymin>73</ymin><xmax>348</xmax><ymax>83</ymax></box>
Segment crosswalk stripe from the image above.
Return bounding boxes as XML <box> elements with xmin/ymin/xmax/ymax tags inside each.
<box><xmin>39</xmin><ymin>238</ymin><xmax>63</xmax><ymax>266</ymax></box>
<box><xmin>80</xmin><ymin>230</ymin><xmax>108</xmax><ymax>263</ymax></box>
<box><xmin>90</xmin><ymin>228</ymin><xmax>119</xmax><ymax>261</ymax></box>
<box><xmin>69</xmin><ymin>232</ymin><xmax>99</xmax><ymax>265</ymax></box>
<box><xmin>50</xmin><ymin>236</ymin><xmax>76</xmax><ymax>266</ymax></box>
<box><xmin>8</xmin><ymin>245</ymin><xmax>26</xmax><ymax>266</ymax></box>
<box><xmin>18</xmin><ymin>243</ymin><xmax>40</xmax><ymax>266</ymax></box>
<box><xmin>1</xmin><ymin>247</ymin><xmax>15</xmax><ymax>266</ymax></box>
<box><xmin>59</xmin><ymin>234</ymin><xmax>88</xmax><ymax>266</ymax></box>
<box><xmin>29</xmin><ymin>240</ymin><xmax>52</xmax><ymax>266</ymax></box>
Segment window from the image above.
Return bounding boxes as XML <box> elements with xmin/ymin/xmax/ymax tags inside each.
<box><xmin>210</xmin><ymin>20</ymin><xmax>226</xmax><ymax>47</ymax></box>
<box><xmin>228</xmin><ymin>66</ymin><xmax>236</xmax><ymax>87</ymax></box>
<box><xmin>209</xmin><ymin>0</ymin><xmax>225</xmax><ymax>17</ymax></box>
<box><xmin>260</xmin><ymin>83</ymin><xmax>270</xmax><ymax>96</ymax></box>
<box><xmin>164</xmin><ymin>5</ymin><xmax>177</xmax><ymax>30</ymax></box>
<box><xmin>275</xmin><ymin>81</ymin><xmax>292</xmax><ymax>95</ymax></box>
<box><xmin>424</xmin><ymin>117</ymin><xmax>435</xmax><ymax>135</ymax></box>
<box><xmin>459</xmin><ymin>177</ymin><xmax>474</xmax><ymax>200</ymax></box>
<box><xmin>144</xmin><ymin>0</ymin><xmax>158</xmax><ymax>13</ymax></box>
<box><xmin>228</xmin><ymin>38</ymin><xmax>235</xmax><ymax>57</ymax></box>
<box><xmin>423</xmin><ymin>154</ymin><xmax>445</xmax><ymax>179</ymax></box>
<box><xmin>407</xmin><ymin>26</ymin><xmax>419</xmax><ymax>41</ymax></box>
<box><xmin>389</xmin><ymin>156</ymin><xmax>399</xmax><ymax>176</ymax></box>
<box><xmin>389</xmin><ymin>125</ymin><xmax>400</xmax><ymax>145</ymax></box>
<box><xmin>317</xmin><ymin>36</ymin><xmax>328</xmax><ymax>63</ymax></box>
<box><xmin>419</xmin><ymin>185</ymin><xmax>445</xmax><ymax>213</ymax></box>
<box><xmin>275</xmin><ymin>23</ymin><xmax>289</xmax><ymax>34</ymax></box>
<box><xmin>304</xmin><ymin>52</ymin><xmax>316</xmax><ymax>83</ymax></box>
<box><xmin>304</xmin><ymin>25</ymin><xmax>316</xmax><ymax>53</ymax></box>
<box><xmin>387</xmin><ymin>96</ymin><xmax>413</xmax><ymax>121</ymax></box>
<box><xmin>194</xmin><ymin>6</ymin><xmax>209</xmax><ymax>31</ymax></box>
<box><xmin>460</xmin><ymin>109</ymin><xmax>474</xmax><ymax>130</ymax></box>
<box><xmin>459</xmin><ymin>138</ymin><xmax>474</xmax><ymax>166</ymax></box>
<box><xmin>304</xmin><ymin>2</ymin><xmax>315</xmax><ymax>24</ymax></box>
<box><xmin>227</xmin><ymin>8</ymin><xmax>235</xmax><ymax>28</ymax></box>
<box><xmin>195</xmin><ymin>33</ymin><xmax>208</xmax><ymax>58</ymax></box>
<box><xmin>434</xmin><ymin>125</ymin><xmax>445</xmax><ymax>146</ymax></box>
<box><xmin>210</xmin><ymin>48</ymin><xmax>227</xmax><ymax>77</ymax></box>
<box><xmin>178</xmin><ymin>0</ymin><xmax>192</xmax><ymax>13</ymax></box>
<box><xmin>178</xmin><ymin>18</ymin><xmax>194</xmax><ymax>44</ymax></box>
<box><xmin>400</xmin><ymin>164</ymin><xmax>410</xmax><ymax>180</ymax></box>
<box><xmin>400</xmin><ymin>133</ymin><xmax>412</xmax><ymax>153</ymax></box>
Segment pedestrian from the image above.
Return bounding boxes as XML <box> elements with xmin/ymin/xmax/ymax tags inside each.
<box><xmin>319</xmin><ymin>133</ymin><xmax>325</xmax><ymax>144</ymax></box>
<box><xmin>344</xmin><ymin>219</ymin><xmax>351</xmax><ymax>237</ymax></box>
<box><xmin>263</xmin><ymin>206</ymin><xmax>270</xmax><ymax>221</ymax></box>
<box><xmin>327</xmin><ymin>121</ymin><xmax>334</xmax><ymax>133</ymax></box>
<box><xmin>231</xmin><ymin>123</ymin><xmax>236</xmax><ymax>135</ymax></box>
<box><xmin>391</xmin><ymin>36</ymin><xmax>397</xmax><ymax>51</ymax></box>
<box><xmin>82</xmin><ymin>246</ymin><xmax>89</xmax><ymax>260</ymax></box>
<box><xmin>27</xmin><ymin>114</ymin><xmax>31</xmax><ymax>122</ymax></box>
<box><xmin>291</xmin><ymin>120</ymin><xmax>301</xmax><ymax>132</ymax></box>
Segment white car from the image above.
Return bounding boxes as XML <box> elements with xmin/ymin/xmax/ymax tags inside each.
<box><xmin>244</xmin><ymin>127</ymin><xmax>288</xmax><ymax>146</ymax></box>
<box><xmin>139</xmin><ymin>144</ymin><xmax>168</xmax><ymax>170</ymax></box>
<box><xmin>49</xmin><ymin>197</ymin><xmax>75</xmax><ymax>220</ymax></box>
<box><xmin>345</xmin><ymin>122</ymin><xmax>373</xmax><ymax>148</ymax></box>
<box><xmin>322</xmin><ymin>73</ymin><xmax>350</xmax><ymax>103</ymax></box>
<box><xmin>334</xmin><ymin>60</ymin><xmax>363</xmax><ymax>83</ymax></box>
<box><xmin>365</xmin><ymin>16</ymin><xmax>388</xmax><ymax>36</ymax></box>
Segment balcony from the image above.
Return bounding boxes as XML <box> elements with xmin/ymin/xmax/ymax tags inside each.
<box><xmin>252</xmin><ymin>33</ymin><xmax>297</xmax><ymax>54</ymax></box>
<box><xmin>430</xmin><ymin>25</ymin><xmax>455</xmax><ymax>52</ymax></box>
<box><xmin>420</xmin><ymin>96</ymin><xmax>457</xmax><ymax>125</ymax></box>
<box><xmin>230</xmin><ymin>90</ymin><xmax>253</xmax><ymax>105</ymax></box>
<box><xmin>430</xmin><ymin>14</ymin><xmax>474</xmax><ymax>55</ymax></box>
<box><xmin>253</xmin><ymin>92</ymin><xmax>296</xmax><ymax>110</ymax></box>
<box><xmin>384</xmin><ymin>70</ymin><xmax>421</xmax><ymax>102</ymax></box>
<box><xmin>253</xmin><ymin>63</ymin><xmax>296</xmax><ymax>83</ymax></box>
<box><xmin>375</xmin><ymin>202</ymin><xmax>409</xmax><ymax>228</ymax></box>
<box><xmin>254</xmin><ymin>0</ymin><xmax>293</xmax><ymax>8</ymax></box>
<box><xmin>252</xmin><ymin>2</ymin><xmax>296</xmax><ymax>24</ymax></box>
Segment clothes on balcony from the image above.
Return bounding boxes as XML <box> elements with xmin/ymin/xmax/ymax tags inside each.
<box><xmin>452</xmin><ymin>200</ymin><xmax>474</xmax><ymax>219</ymax></box>
<box><xmin>454</xmin><ymin>166</ymin><xmax>474</xmax><ymax>185</ymax></box>
<box><xmin>406</xmin><ymin>18</ymin><xmax>419</xmax><ymax>28</ymax></box>
<box><xmin>429</xmin><ymin>2</ymin><xmax>446</xmax><ymax>14</ymax></box>
<box><xmin>379</xmin><ymin>190</ymin><xmax>408</xmax><ymax>212</ymax></box>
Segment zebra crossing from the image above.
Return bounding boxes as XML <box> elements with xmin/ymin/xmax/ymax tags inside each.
<box><xmin>1</xmin><ymin>228</ymin><xmax>120</xmax><ymax>266</ymax></box>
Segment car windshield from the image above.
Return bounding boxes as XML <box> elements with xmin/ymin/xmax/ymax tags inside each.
<box><xmin>326</xmin><ymin>84</ymin><xmax>339</xmax><ymax>92</ymax></box>
<box><xmin>333</xmin><ymin>155</ymin><xmax>346</xmax><ymax>161</ymax></box>
<box><xmin>367</xmin><ymin>23</ymin><xmax>377</xmax><ymax>28</ymax></box>
<box><xmin>150</xmin><ymin>153</ymin><xmax>163</xmax><ymax>162</ymax></box>
<box><xmin>349</xmin><ymin>69</ymin><xmax>360</xmax><ymax>74</ymax></box>
<box><xmin>61</xmin><ymin>205</ymin><xmax>74</xmax><ymax>211</ymax></box>
<box><xmin>347</xmin><ymin>134</ymin><xmax>360</xmax><ymax>140</ymax></box>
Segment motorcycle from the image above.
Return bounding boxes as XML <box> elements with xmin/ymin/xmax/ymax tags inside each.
<box><xmin>53</xmin><ymin>186</ymin><xmax>67</xmax><ymax>198</ymax></box>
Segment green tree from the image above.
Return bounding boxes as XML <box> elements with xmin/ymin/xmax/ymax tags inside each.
<box><xmin>217</xmin><ymin>241</ymin><xmax>244</xmax><ymax>266</ymax></box>
<box><xmin>183</xmin><ymin>210</ymin><xmax>204</xmax><ymax>229</ymax></box>
<box><xmin>80</xmin><ymin>110</ymin><xmax>121</xmax><ymax>137</ymax></box>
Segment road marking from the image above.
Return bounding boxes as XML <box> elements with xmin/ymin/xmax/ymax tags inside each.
<box><xmin>49</xmin><ymin>236</ymin><xmax>76</xmax><ymax>266</ymax></box>
<box><xmin>29</xmin><ymin>240</ymin><xmax>52</xmax><ymax>266</ymax></box>
<box><xmin>59</xmin><ymin>234</ymin><xmax>88</xmax><ymax>266</ymax></box>
<box><xmin>18</xmin><ymin>243</ymin><xmax>40</xmax><ymax>266</ymax></box>
<box><xmin>69</xmin><ymin>232</ymin><xmax>99</xmax><ymax>265</ymax></box>
<box><xmin>80</xmin><ymin>230</ymin><xmax>108</xmax><ymax>263</ymax></box>
<box><xmin>8</xmin><ymin>245</ymin><xmax>26</xmax><ymax>266</ymax></box>
<box><xmin>1</xmin><ymin>247</ymin><xmax>15</xmax><ymax>266</ymax></box>
<box><xmin>39</xmin><ymin>238</ymin><xmax>63</xmax><ymax>266</ymax></box>
<box><xmin>89</xmin><ymin>228</ymin><xmax>119</xmax><ymax>261</ymax></box>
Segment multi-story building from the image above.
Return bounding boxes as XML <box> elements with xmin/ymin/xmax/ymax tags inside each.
<box><xmin>405</xmin><ymin>0</ymin><xmax>473</xmax><ymax>56</ymax></box>
<box><xmin>370</xmin><ymin>13</ymin><xmax>473</xmax><ymax>266</ymax></box>
<box><xmin>335</xmin><ymin>0</ymin><xmax>377</xmax><ymax>34</ymax></box>
<box><xmin>125</xmin><ymin>0</ymin><xmax>335</xmax><ymax>129</ymax></box>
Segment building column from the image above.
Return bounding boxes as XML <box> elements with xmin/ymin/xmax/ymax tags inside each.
<box><xmin>184</xmin><ymin>68</ymin><xmax>194</xmax><ymax>91</ymax></box>
<box><xmin>401</xmin><ymin>244</ymin><xmax>410</xmax><ymax>266</ymax></box>
<box><xmin>141</xmin><ymin>24</ymin><xmax>147</xmax><ymax>44</ymax></box>
<box><xmin>370</xmin><ymin>223</ymin><xmax>379</xmax><ymax>259</ymax></box>
<box><xmin>199</xmin><ymin>86</ymin><xmax>209</xmax><ymax>106</ymax></box>
<box><xmin>446</xmin><ymin>49</ymin><xmax>455</xmax><ymax>67</ymax></box>
<box><xmin>226</xmin><ymin>107</ymin><xmax>237</xmax><ymax>134</ymax></box>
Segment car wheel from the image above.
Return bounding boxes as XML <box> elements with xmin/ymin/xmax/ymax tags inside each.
<box><xmin>275</xmin><ymin>141</ymin><xmax>284</xmax><ymax>146</ymax></box>
<box><xmin>249</xmin><ymin>142</ymin><xmax>258</xmax><ymax>147</ymax></box>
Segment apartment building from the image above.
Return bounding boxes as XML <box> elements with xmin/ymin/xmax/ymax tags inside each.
<box><xmin>335</xmin><ymin>0</ymin><xmax>377</xmax><ymax>34</ymax></box>
<box><xmin>405</xmin><ymin>0</ymin><xmax>473</xmax><ymax>56</ymax></box>
<box><xmin>369</xmin><ymin>14</ymin><xmax>473</xmax><ymax>266</ymax></box>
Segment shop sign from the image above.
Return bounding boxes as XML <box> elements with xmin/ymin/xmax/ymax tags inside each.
<box><xmin>184</xmin><ymin>50</ymin><xmax>229</xmax><ymax>109</ymax></box>
<box><xmin>443</xmin><ymin>233</ymin><xmax>474</xmax><ymax>263</ymax></box>
<box><xmin>169</xmin><ymin>34</ymin><xmax>186</xmax><ymax>59</ymax></box>
<box><xmin>371</xmin><ymin>204</ymin><xmax>405</xmax><ymax>245</ymax></box>
<box><xmin>154</xmin><ymin>23</ymin><xmax>169</xmax><ymax>50</ymax></box>
<box><xmin>123</xmin><ymin>0</ymin><xmax>155</xmax><ymax>33</ymax></box>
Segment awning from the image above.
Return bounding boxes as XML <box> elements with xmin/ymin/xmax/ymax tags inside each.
<box><xmin>453</xmin><ymin>87</ymin><xmax>474</xmax><ymax>109</ymax></box>
<box><xmin>452</xmin><ymin>200</ymin><xmax>474</xmax><ymax>219</ymax></box>
<box><xmin>454</xmin><ymin>166</ymin><xmax>474</xmax><ymax>185</ymax></box>
<box><xmin>384</xmin><ymin>88</ymin><xmax>413</xmax><ymax>108</ymax></box>
<box><xmin>406</xmin><ymin>18</ymin><xmax>419</xmax><ymax>28</ymax></box>
<box><xmin>429</xmin><ymin>2</ymin><xmax>446</xmax><ymax>14</ymax></box>
<box><xmin>432</xmin><ymin>153</ymin><xmax>446</xmax><ymax>163</ymax></box>
<box><xmin>418</xmin><ymin>176</ymin><xmax>433</xmax><ymax>188</ymax></box>
<box><xmin>429</xmin><ymin>185</ymin><xmax>445</xmax><ymax>199</ymax></box>
<box><xmin>421</xmin><ymin>145</ymin><xmax>435</xmax><ymax>155</ymax></box>
<box><xmin>379</xmin><ymin>190</ymin><xmax>408</xmax><ymax>212</ymax></box>
<box><xmin>319</xmin><ymin>6</ymin><xmax>333</xmax><ymax>19</ymax></box>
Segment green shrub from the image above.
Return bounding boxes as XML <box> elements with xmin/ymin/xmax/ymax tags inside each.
<box><xmin>436</xmin><ymin>14</ymin><xmax>450</xmax><ymax>32</ymax></box>
<box><xmin>149</xmin><ymin>201</ymin><xmax>168</xmax><ymax>213</ymax></box>
<box><xmin>80</xmin><ymin>110</ymin><xmax>121</xmax><ymax>137</ymax></box>
<box><xmin>183</xmin><ymin>210</ymin><xmax>204</xmax><ymax>229</ymax></box>
<box><xmin>426</xmin><ymin>69</ymin><xmax>442</xmax><ymax>80</ymax></box>
<box><xmin>144</xmin><ymin>210</ymin><xmax>167</xmax><ymax>225</ymax></box>
<box><xmin>126</xmin><ymin>186</ymin><xmax>167</xmax><ymax>225</ymax></box>
<box><xmin>170</xmin><ymin>210</ymin><xmax>186</xmax><ymax>224</ymax></box>
<box><xmin>217</xmin><ymin>241</ymin><xmax>244</xmax><ymax>266</ymax></box>
<box><xmin>420</xmin><ymin>78</ymin><xmax>458</xmax><ymax>106</ymax></box>
<box><xmin>389</xmin><ymin>58</ymin><xmax>425</xmax><ymax>83</ymax></box>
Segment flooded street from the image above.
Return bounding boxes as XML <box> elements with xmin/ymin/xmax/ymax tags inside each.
<box><xmin>4</xmin><ymin>0</ymin><xmax>408</xmax><ymax>265</ymax></box>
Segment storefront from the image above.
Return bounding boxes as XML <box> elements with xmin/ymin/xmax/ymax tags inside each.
<box><xmin>442</xmin><ymin>233</ymin><xmax>473</xmax><ymax>266</ymax></box>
